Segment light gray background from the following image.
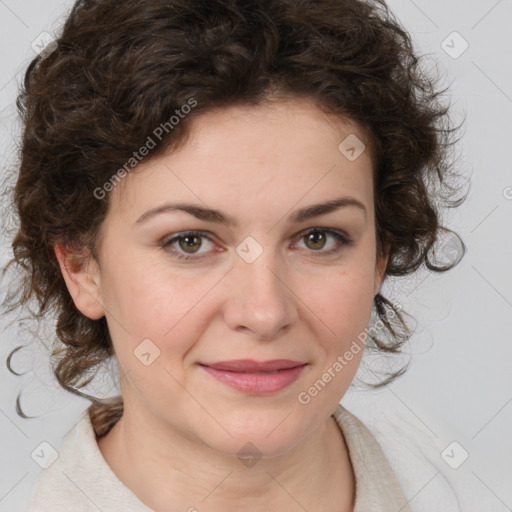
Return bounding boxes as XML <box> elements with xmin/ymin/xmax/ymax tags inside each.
<box><xmin>0</xmin><ymin>1</ymin><xmax>511</xmax><ymax>510</ymax></box>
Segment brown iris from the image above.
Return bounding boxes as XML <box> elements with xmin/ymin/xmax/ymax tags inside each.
<box><xmin>178</xmin><ymin>235</ymin><xmax>203</xmax><ymax>253</ymax></box>
<box><xmin>304</xmin><ymin>231</ymin><xmax>327</xmax><ymax>250</ymax></box>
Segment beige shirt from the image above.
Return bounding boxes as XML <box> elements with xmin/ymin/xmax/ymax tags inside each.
<box><xmin>28</xmin><ymin>404</ymin><xmax>412</xmax><ymax>512</ymax></box>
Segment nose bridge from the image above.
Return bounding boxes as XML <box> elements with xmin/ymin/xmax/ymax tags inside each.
<box><xmin>224</xmin><ymin>244</ymin><xmax>297</xmax><ymax>340</ymax></box>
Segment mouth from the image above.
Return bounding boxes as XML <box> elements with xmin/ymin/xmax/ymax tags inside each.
<box><xmin>198</xmin><ymin>359</ymin><xmax>308</xmax><ymax>395</ymax></box>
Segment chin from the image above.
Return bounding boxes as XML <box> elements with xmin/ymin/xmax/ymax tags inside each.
<box><xmin>197</xmin><ymin>408</ymin><xmax>315</xmax><ymax>460</ymax></box>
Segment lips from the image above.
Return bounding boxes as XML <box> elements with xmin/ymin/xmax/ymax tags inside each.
<box><xmin>199</xmin><ymin>359</ymin><xmax>307</xmax><ymax>394</ymax></box>
<box><xmin>202</xmin><ymin>359</ymin><xmax>305</xmax><ymax>372</ymax></box>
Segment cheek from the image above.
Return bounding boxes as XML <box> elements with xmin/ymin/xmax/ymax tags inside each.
<box><xmin>100</xmin><ymin>257</ymin><xmax>220</xmax><ymax>360</ymax></box>
<box><xmin>304</xmin><ymin>264</ymin><xmax>376</xmax><ymax>340</ymax></box>
<box><xmin>292</xmin><ymin>266</ymin><xmax>375</xmax><ymax>408</ymax></box>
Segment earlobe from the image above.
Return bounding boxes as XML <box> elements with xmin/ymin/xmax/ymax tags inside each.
<box><xmin>54</xmin><ymin>243</ymin><xmax>105</xmax><ymax>320</ymax></box>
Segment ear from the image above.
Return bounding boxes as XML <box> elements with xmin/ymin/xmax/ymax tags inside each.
<box><xmin>373</xmin><ymin>245</ymin><xmax>389</xmax><ymax>296</ymax></box>
<box><xmin>54</xmin><ymin>243</ymin><xmax>105</xmax><ymax>320</ymax></box>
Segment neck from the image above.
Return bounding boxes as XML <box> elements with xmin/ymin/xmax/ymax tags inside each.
<box><xmin>97</xmin><ymin>403</ymin><xmax>355</xmax><ymax>512</ymax></box>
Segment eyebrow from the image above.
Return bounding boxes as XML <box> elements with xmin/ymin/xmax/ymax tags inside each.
<box><xmin>134</xmin><ymin>196</ymin><xmax>367</xmax><ymax>227</ymax></box>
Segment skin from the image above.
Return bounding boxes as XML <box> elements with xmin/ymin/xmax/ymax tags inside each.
<box><xmin>55</xmin><ymin>98</ymin><xmax>389</xmax><ymax>512</ymax></box>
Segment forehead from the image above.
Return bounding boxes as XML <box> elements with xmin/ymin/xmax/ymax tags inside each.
<box><xmin>111</xmin><ymin>100</ymin><xmax>375</xmax><ymax>221</ymax></box>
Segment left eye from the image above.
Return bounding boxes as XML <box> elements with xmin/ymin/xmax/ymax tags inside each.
<box><xmin>294</xmin><ymin>229</ymin><xmax>346</xmax><ymax>253</ymax></box>
<box><xmin>161</xmin><ymin>228</ymin><xmax>351</xmax><ymax>261</ymax></box>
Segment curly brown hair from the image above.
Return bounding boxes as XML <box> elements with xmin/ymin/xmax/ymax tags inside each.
<box><xmin>2</xmin><ymin>0</ymin><xmax>466</xmax><ymax>437</ymax></box>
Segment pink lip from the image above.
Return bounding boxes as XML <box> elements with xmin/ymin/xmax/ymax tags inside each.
<box><xmin>199</xmin><ymin>359</ymin><xmax>307</xmax><ymax>394</ymax></box>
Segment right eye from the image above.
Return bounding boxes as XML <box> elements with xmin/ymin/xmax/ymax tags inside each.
<box><xmin>160</xmin><ymin>231</ymin><xmax>218</xmax><ymax>261</ymax></box>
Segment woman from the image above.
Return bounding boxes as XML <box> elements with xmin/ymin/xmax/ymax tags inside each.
<box><xmin>3</xmin><ymin>0</ymin><xmax>466</xmax><ymax>510</ymax></box>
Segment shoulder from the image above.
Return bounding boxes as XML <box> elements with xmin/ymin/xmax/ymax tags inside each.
<box><xmin>28</xmin><ymin>408</ymin><xmax>153</xmax><ymax>512</ymax></box>
<box><xmin>339</xmin><ymin>389</ymin><xmax>501</xmax><ymax>512</ymax></box>
<box><xmin>333</xmin><ymin>403</ymin><xmax>413</xmax><ymax>512</ymax></box>
<box><xmin>28</xmin><ymin>410</ymin><xmax>90</xmax><ymax>512</ymax></box>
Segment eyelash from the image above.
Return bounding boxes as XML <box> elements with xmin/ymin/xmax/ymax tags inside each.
<box><xmin>159</xmin><ymin>228</ymin><xmax>353</xmax><ymax>261</ymax></box>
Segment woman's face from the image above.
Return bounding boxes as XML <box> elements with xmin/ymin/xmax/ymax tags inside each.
<box><xmin>64</xmin><ymin>99</ymin><xmax>387</xmax><ymax>457</ymax></box>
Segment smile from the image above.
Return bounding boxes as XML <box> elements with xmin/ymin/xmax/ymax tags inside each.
<box><xmin>198</xmin><ymin>359</ymin><xmax>308</xmax><ymax>394</ymax></box>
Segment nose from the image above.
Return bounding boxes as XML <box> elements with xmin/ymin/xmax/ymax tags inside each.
<box><xmin>222</xmin><ymin>252</ymin><xmax>298</xmax><ymax>342</ymax></box>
